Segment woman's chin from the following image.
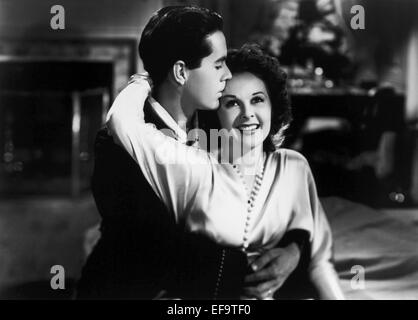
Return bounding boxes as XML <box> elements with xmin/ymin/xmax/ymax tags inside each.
<box><xmin>241</xmin><ymin>139</ymin><xmax>264</xmax><ymax>152</ymax></box>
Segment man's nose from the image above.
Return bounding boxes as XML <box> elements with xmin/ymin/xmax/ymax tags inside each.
<box><xmin>222</xmin><ymin>64</ymin><xmax>232</xmax><ymax>81</ymax></box>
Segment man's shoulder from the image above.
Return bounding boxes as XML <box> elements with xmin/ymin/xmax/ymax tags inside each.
<box><xmin>93</xmin><ymin>127</ymin><xmax>136</xmax><ymax>169</ymax></box>
<box><xmin>96</xmin><ymin>126</ymin><xmax>112</xmax><ymax>141</ymax></box>
<box><xmin>94</xmin><ymin>126</ymin><xmax>119</xmax><ymax>152</ymax></box>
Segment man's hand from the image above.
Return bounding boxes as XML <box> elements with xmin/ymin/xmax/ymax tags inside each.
<box><xmin>242</xmin><ymin>243</ymin><xmax>301</xmax><ymax>299</ymax></box>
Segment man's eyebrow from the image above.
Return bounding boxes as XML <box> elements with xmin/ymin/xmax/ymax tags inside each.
<box><xmin>215</xmin><ymin>56</ymin><xmax>227</xmax><ymax>63</ymax></box>
<box><xmin>221</xmin><ymin>94</ymin><xmax>236</xmax><ymax>98</ymax></box>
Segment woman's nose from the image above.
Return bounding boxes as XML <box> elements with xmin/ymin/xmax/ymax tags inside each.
<box><xmin>241</xmin><ymin>106</ymin><xmax>255</xmax><ymax>120</ymax></box>
<box><xmin>241</xmin><ymin>114</ymin><xmax>255</xmax><ymax>120</ymax></box>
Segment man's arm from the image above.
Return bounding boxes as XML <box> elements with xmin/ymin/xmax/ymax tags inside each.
<box><xmin>104</xmin><ymin>81</ymin><xmax>252</xmax><ymax>298</ymax></box>
<box><xmin>107</xmin><ymin>81</ymin><xmax>215</xmax><ymax>219</ymax></box>
<box><xmin>77</xmin><ymin>129</ymin><xmax>248</xmax><ymax>299</ymax></box>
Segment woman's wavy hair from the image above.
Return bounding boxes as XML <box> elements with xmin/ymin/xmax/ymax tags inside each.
<box><xmin>199</xmin><ymin>43</ymin><xmax>292</xmax><ymax>152</ymax></box>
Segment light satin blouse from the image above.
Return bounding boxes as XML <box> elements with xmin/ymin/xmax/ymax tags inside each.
<box><xmin>107</xmin><ymin>82</ymin><xmax>345</xmax><ymax>299</ymax></box>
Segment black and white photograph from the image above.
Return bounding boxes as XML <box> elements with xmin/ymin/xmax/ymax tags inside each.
<box><xmin>0</xmin><ymin>0</ymin><xmax>418</xmax><ymax>304</ymax></box>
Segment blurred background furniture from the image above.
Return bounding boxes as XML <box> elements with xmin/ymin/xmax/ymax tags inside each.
<box><xmin>284</xmin><ymin>86</ymin><xmax>408</xmax><ymax>208</ymax></box>
<box><xmin>0</xmin><ymin>87</ymin><xmax>108</xmax><ymax>197</ymax></box>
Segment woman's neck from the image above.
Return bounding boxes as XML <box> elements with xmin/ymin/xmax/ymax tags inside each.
<box><xmin>228</xmin><ymin>144</ymin><xmax>265</xmax><ymax>198</ymax></box>
<box><xmin>228</xmin><ymin>144</ymin><xmax>264</xmax><ymax>176</ymax></box>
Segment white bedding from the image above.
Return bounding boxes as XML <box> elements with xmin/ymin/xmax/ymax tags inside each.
<box><xmin>321</xmin><ymin>197</ymin><xmax>418</xmax><ymax>300</ymax></box>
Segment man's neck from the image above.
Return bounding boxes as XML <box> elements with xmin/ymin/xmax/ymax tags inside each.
<box><xmin>153</xmin><ymin>83</ymin><xmax>194</xmax><ymax>132</ymax></box>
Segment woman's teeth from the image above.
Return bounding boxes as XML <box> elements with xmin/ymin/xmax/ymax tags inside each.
<box><xmin>238</xmin><ymin>124</ymin><xmax>259</xmax><ymax>131</ymax></box>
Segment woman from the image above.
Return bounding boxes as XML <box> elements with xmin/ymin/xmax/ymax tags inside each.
<box><xmin>107</xmin><ymin>44</ymin><xmax>344</xmax><ymax>300</ymax></box>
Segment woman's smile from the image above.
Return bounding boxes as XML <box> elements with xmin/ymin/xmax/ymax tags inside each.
<box><xmin>217</xmin><ymin>72</ymin><xmax>272</xmax><ymax>150</ymax></box>
<box><xmin>235</xmin><ymin>123</ymin><xmax>261</xmax><ymax>133</ymax></box>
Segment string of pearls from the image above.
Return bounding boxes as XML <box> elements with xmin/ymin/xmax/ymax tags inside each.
<box><xmin>232</xmin><ymin>154</ymin><xmax>265</xmax><ymax>252</ymax></box>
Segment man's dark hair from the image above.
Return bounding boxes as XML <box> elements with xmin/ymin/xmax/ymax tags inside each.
<box><xmin>138</xmin><ymin>6</ymin><xmax>223</xmax><ymax>87</ymax></box>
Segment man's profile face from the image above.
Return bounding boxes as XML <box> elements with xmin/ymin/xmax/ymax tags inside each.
<box><xmin>182</xmin><ymin>31</ymin><xmax>232</xmax><ymax>111</ymax></box>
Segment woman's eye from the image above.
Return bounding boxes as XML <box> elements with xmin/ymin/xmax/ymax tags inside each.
<box><xmin>251</xmin><ymin>96</ymin><xmax>264</xmax><ymax>104</ymax></box>
<box><xmin>224</xmin><ymin>100</ymin><xmax>239</xmax><ymax>108</ymax></box>
<box><xmin>215</xmin><ymin>64</ymin><xmax>222</xmax><ymax>70</ymax></box>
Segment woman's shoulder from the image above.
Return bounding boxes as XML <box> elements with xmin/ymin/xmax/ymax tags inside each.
<box><xmin>269</xmin><ymin>148</ymin><xmax>315</xmax><ymax>187</ymax></box>
<box><xmin>271</xmin><ymin>148</ymin><xmax>310</xmax><ymax>168</ymax></box>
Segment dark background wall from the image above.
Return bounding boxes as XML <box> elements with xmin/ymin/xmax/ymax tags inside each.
<box><xmin>0</xmin><ymin>0</ymin><xmax>161</xmax><ymax>39</ymax></box>
<box><xmin>0</xmin><ymin>0</ymin><xmax>162</xmax><ymax>298</ymax></box>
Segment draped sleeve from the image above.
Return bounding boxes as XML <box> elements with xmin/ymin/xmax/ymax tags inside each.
<box><xmin>279</xmin><ymin>149</ymin><xmax>345</xmax><ymax>299</ymax></box>
<box><xmin>106</xmin><ymin>82</ymin><xmax>215</xmax><ymax>220</ymax></box>
<box><xmin>309</xmin><ymin>199</ymin><xmax>345</xmax><ymax>299</ymax></box>
<box><xmin>281</xmin><ymin>150</ymin><xmax>317</xmax><ymax>238</ymax></box>
<box><xmin>304</xmin><ymin>162</ymin><xmax>345</xmax><ymax>300</ymax></box>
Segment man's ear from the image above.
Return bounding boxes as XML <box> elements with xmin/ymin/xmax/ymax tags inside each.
<box><xmin>172</xmin><ymin>60</ymin><xmax>188</xmax><ymax>85</ymax></box>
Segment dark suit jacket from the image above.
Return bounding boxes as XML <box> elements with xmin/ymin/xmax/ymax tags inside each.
<box><xmin>76</xmin><ymin>101</ymin><xmax>248</xmax><ymax>299</ymax></box>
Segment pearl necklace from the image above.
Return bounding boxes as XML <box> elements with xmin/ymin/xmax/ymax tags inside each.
<box><xmin>231</xmin><ymin>153</ymin><xmax>265</xmax><ymax>252</ymax></box>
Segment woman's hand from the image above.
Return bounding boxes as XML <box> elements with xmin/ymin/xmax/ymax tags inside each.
<box><xmin>242</xmin><ymin>243</ymin><xmax>301</xmax><ymax>299</ymax></box>
<box><xmin>128</xmin><ymin>72</ymin><xmax>153</xmax><ymax>90</ymax></box>
<box><xmin>106</xmin><ymin>74</ymin><xmax>152</xmax><ymax>125</ymax></box>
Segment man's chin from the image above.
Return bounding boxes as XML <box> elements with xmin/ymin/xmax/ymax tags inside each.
<box><xmin>200</xmin><ymin>102</ymin><xmax>220</xmax><ymax>111</ymax></box>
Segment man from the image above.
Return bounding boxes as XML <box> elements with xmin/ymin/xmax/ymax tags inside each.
<box><xmin>77</xmin><ymin>6</ymin><xmax>308</xmax><ymax>300</ymax></box>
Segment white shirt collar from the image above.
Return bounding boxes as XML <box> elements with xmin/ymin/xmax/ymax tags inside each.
<box><xmin>148</xmin><ymin>96</ymin><xmax>188</xmax><ymax>144</ymax></box>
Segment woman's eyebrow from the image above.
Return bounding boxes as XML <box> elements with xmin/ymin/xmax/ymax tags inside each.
<box><xmin>221</xmin><ymin>94</ymin><xmax>236</xmax><ymax>98</ymax></box>
<box><xmin>252</xmin><ymin>91</ymin><xmax>265</xmax><ymax>96</ymax></box>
